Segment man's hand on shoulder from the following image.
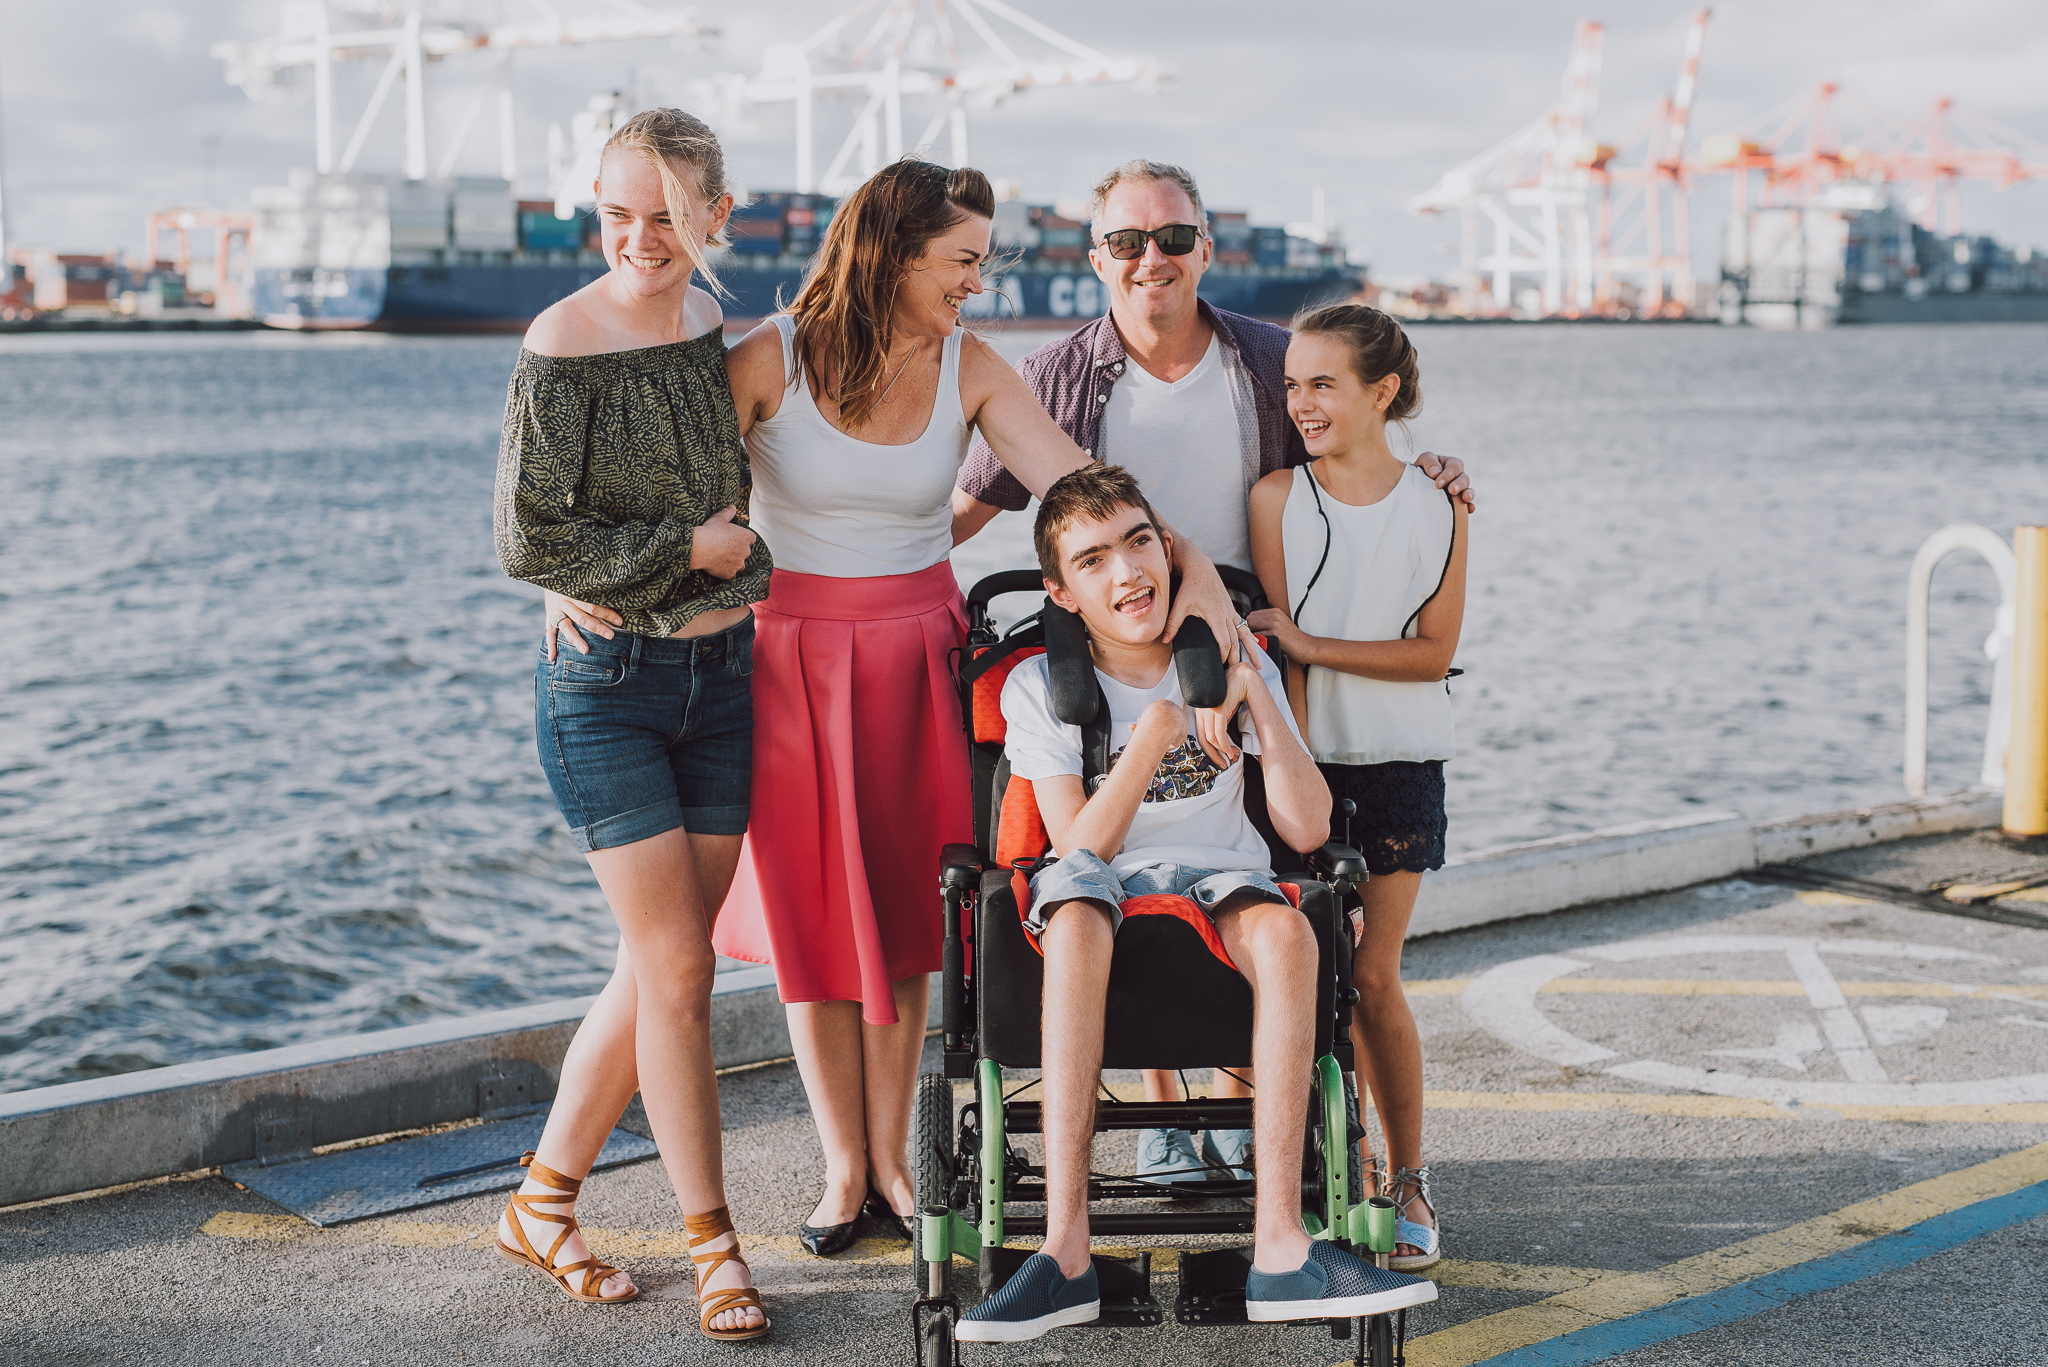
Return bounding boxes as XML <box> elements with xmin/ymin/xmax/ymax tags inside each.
<box><xmin>1416</xmin><ymin>451</ymin><xmax>1475</xmax><ymax>512</ymax></box>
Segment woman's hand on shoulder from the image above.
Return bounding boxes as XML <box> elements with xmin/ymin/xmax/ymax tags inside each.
<box><xmin>723</xmin><ymin>320</ymin><xmax>789</xmax><ymax>437</ymax></box>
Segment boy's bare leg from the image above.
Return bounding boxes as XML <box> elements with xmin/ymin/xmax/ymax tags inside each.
<box><xmin>1039</xmin><ymin>899</ymin><xmax>1115</xmax><ymax>1278</ymax></box>
<box><xmin>1212</xmin><ymin>891</ymin><xmax>1318</xmax><ymax>1274</ymax></box>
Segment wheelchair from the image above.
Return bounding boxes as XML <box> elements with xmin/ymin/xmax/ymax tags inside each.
<box><xmin>909</xmin><ymin>566</ymin><xmax>1418</xmax><ymax>1366</ymax></box>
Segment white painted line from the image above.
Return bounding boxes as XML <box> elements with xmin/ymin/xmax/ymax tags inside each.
<box><xmin>1784</xmin><ymin>942</ymin><xmax>1888</xmax><ymax>1083</ymax></box>
<box><xmin>1460</xmin><ymin>955</ymin><xmax>1616</xmax><ymax>1068</ymax></box>
<box><xmin>2002</xmin><ymin>1015</ymin><xmax>2048</xmax><ymax>1033</ymax></box>
<box><xmin>1466</xmin><ymin>933</ymin><xmax>2048</xmax><ymax>1108</ymax></box>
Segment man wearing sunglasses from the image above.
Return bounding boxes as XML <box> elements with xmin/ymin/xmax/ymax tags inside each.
<box><xmin>951</xmin><ymin>158</ymin><xmax>1472</xmax><ymax>1192</ymax></box>
<box><xmin>953</xmin><ymin>158</ymin><xmax>1469</xmax><ymax>573</ymax></box>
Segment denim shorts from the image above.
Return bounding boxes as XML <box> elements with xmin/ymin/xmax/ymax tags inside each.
<box><xmin>1023</xmin><ymin>848</ymin><xmax>1287</xmax><ymax>939</ymax></box>
<box><xmin>534</xmin><ymin>616</ymin><xmax>754</xmax><ymax>852</ymax></box>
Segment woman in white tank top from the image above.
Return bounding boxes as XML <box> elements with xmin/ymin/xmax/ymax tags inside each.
<box><xmin>677</xmin><ymin>161</ymin><xmax>1244</xmax><ymax>1255</ymax></box>
<box><xmin>1248</xmin><ymin>305</ymin><xmax>1469</xmax><ymax>1275</ymax></box>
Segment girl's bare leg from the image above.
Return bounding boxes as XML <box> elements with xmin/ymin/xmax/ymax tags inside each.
<box><xmin>498</xmin><ymin>830</ymin><xmax>754</xmax><ymax>1328</ymax></box>
<box><xmin>1347</xmin><ymin>868</ymin><xmax>1432</xmax><ymax>1255</ymax></box>
<box><xmin>863</xmin><ymin>973</ymin><xmax>931</xmax><ymax>1216</ymax></box>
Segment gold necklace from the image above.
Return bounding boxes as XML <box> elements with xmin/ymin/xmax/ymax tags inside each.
<box><xmin>873</xmin><ymin>338</ymin><xmax>923</xmax><ymax>408</ymax></box>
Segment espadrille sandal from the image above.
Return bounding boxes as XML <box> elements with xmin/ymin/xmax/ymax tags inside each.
<box><xmin>493</xmin><ymin>1151</ymin><xmax>638</xmax><ymax>1303</ymax></box>
<box><xmin>686</xmin><ymin>1205</ymin><xmax>771</xmax><ymax>1342</ymax></box>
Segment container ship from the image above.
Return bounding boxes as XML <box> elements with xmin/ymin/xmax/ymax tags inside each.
<box><xmin>1718</xmin><ymin>198</ymin><xmax>2048</xmax><ymax>329</ymax></box>
<box><xmin>247</xmin><ymin>172</ymin><xmax>1361</xmax><ymax>332</ymax></box>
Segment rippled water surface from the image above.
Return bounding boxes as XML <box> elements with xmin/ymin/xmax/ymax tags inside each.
<box><xmin>2</xmin><ymin>323</ymin><xmax>2041</xmax><ymax>1090</ymax></box>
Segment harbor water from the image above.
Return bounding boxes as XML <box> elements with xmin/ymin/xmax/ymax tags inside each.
<box><xmin>1</xmin><ymin>322</ymin><xmax>2041</xmax><ymax>1092</ymax></box>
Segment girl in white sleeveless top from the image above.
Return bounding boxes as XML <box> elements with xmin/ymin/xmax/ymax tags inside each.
<box><xmin>1247</xmin><ymin>305</ymin><xmax>1468</xmax><ymax>1274</ymax></box>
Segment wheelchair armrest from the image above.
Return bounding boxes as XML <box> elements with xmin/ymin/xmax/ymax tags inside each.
<box><xmin>940</xmin><ymin>843</ymin><xmax>982</xmax><ymax>889</ymax></box>
<box><xmin>1308</xmin><ymin>841</ymin><xmax>1368</xmax><ymax>884</ymax></box>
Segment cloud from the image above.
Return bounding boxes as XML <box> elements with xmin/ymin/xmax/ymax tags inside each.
<box><xmin>2</xmin><ymin>0</ymin><xmax>2044</xmax><ymax>271</ymax></box>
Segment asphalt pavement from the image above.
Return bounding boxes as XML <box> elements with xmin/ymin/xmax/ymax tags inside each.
<box><xmin>6</xmin><ymin>828</ymin><xmax>2047</xmax><ymax>1366</ymax></box>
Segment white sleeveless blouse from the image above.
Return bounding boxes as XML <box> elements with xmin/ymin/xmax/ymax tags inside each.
<box><xmin>1280</xmin><ymin>462</ymin><xmax>1456</xmax><ymax>765</ymax></box>
<box><xmin>744</xmin><ymin>315</ymin><xmax>970</xmax><ymax>579</ymax></box>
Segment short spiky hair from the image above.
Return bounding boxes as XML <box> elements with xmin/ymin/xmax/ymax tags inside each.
<box><xmin>1089</xmin><ymin>159</ymin><xmax>1205</xmax><ymax>237</ymax></box>
<box><xmin>1034</xmin><ymin>464</ymin><xmax>1161</xmax><ymax>586</ymax></box>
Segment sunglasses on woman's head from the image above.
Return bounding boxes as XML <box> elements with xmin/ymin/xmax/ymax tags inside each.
<box><xmin>1096</xmin><ymin>224</ymin><xmax>1204</xmax><ymax>260</ymax></box>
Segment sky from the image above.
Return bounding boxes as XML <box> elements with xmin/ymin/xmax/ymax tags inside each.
<box><xmin>3</xmin><ymin>0</ymin><xmax>2046</xmax><ymax>279</ymax></box>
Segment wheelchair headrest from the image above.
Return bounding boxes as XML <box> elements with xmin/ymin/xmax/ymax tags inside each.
<box><xmin>1040</xmin><ymin>574</ymin><xmax>1228</xmax><ymax>724</ymax></box>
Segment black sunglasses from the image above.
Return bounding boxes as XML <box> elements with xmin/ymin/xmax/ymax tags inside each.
<box><xmin>1097</xmin><ymin>223</ymin><xmax>1204</xmax><ymax>260</ymax></box>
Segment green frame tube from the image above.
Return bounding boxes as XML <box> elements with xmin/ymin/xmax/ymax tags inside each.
<box><xmin>978</xmin><ymin>1058</ymin><xmax>1005</xmax><ymax>1250</ymax></box>
<box><xmin>1316</xmin><ymin>1053</ymin><xmax>1350</xmax><ymax>1244</ymax></box>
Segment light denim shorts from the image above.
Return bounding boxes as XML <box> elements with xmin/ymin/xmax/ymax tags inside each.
<box><xmin>1023</xmin><ymin>848</ymin><xmax>1287</xmax><ymax>939</ymax></box>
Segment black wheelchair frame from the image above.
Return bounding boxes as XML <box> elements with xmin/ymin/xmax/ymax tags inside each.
<box><xmin>907</xmin><ymin>567</ymin><xmax>1415</xmax><ymax>1366</ymax></box>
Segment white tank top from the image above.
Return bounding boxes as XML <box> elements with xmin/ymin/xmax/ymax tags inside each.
<box><xmin>745</xmin><ymin>314</ymin><xmax>969</xmax><ymax>578</ymax></box>
<box><xmin>1280</xmin><ymin>462</ymin><xmax>1457</xmax><ymax>765</ymax></box>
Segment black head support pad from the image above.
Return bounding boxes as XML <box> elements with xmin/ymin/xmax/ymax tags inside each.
<box><xmin>1040</xmin><ymin>574</ymin><xmax>1228</xmax><ymax>725</ymax></box>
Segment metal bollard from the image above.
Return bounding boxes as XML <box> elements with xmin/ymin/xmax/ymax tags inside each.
<box><xmin>2007</xmin><ymin>527</ymin><xmax>2048</xmax><ymax>839</ymax></box>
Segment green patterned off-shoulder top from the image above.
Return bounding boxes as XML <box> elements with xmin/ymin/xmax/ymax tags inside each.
<box><xmin>492</xmin><ymin>331</ymin><xmax>772</xmax><ymax>635</ymax></box>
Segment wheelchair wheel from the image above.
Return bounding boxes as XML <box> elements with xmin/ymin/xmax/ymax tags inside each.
<box><xmin>913</xmin><ymin>1071</ymin><xmax>953</xmax><ymax>1292</ymax></box>
<box><xmin>1365</xmin><ymin>1311</ymin><xmax>1395</xmax><ymax>1367</ymax></box>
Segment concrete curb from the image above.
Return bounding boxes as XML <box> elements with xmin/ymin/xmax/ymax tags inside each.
<box><xmin>0</xmin><ymin>790</ymin><xmax>2005</xmax><ymax>1209</ymax></box>
<box><xmin>1412</xmin><ymin>789</ymin><xmax>2002</xmax><ymax>936</ymax></box>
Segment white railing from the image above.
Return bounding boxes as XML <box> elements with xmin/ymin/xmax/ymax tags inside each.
<box><xmin>1905</xmin><ymin>524</ymin><xmax>2015</xmax><ymax>796</ymax></box>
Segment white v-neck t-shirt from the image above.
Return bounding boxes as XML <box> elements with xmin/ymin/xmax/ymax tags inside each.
<box><xmin>1097</xmin><ymin>334</ymin><xmax>1251</xmax><ymax>571</ymax></box>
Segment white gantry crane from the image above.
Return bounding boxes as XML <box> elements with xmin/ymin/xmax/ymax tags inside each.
<box><xmin>1412</xmin><ymin>11</ymin><xmax>1712</xmax><ymax>317</ymax></box>
<box><xmin>212</xmin><ymin>1</ymin><xmax>715</xmax><ymax>185</ymax></box>
<box><xmin>705</xmin><ymin>0</ymin><xmax>1163</xmax><ymax>194</ymax></box>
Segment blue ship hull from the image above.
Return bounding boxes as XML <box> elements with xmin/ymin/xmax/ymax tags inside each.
<box><xmin>253</xmin><ymin>259</ymin><xmax>1359</xmax><ymax>332</ymax></box>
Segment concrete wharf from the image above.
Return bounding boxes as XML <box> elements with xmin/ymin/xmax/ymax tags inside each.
<box><xmin>6</xmin><ymin>800</ymin><xmax>2047</xmax><ymax>1365</ymax></box>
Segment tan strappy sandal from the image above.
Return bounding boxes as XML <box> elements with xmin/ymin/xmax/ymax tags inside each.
<box><xmin>493</xmin><ymin>1151</ymin><xmax>639</xmax><ymax>1304</ymax></box>
<box><xmin>685</xmin><ymin>1205</ymin><xmax>771</xmax><ymax>1342</ymax></box>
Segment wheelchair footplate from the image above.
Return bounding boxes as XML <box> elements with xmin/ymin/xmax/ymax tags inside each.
<box><xmin>980</xmin><ymin>1247</ymin><xmax>1164</xmax><ymax>1327</ymax></box>
<box><xmin>1174</xmin><ymin>1246</ymin><xmax>1254</xmax><ymax>1325</ymax></box>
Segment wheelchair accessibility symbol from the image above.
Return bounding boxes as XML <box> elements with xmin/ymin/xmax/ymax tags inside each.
<box><xmin>1460</xmin><ymin>934</ymin><xmax>2048</xmax><ymax>1107</ymax></box>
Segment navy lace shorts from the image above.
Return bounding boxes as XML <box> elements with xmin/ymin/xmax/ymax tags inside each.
<box><xmin>1319</xmin><ymin>760</ymin><xmax>1447</xmax><ymax>876</ymax></box>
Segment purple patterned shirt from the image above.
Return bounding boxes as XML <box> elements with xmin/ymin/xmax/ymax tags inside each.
<box><xmin>956</xmin><ymin>300</ymin><xmax>1310</xmax><ymax>512</ymax></box>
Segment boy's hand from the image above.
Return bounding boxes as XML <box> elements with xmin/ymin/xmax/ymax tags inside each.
<box><xmin>1130</xmin><ymin>697</ymin><xmax>1188</xmax><ymax>757</ymax></box>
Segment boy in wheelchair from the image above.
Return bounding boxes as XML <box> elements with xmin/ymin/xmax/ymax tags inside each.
<box><xmin>957</xmin><ymin>465</ymin><xmax>1435</xmax><ymax>1343</ymax></box>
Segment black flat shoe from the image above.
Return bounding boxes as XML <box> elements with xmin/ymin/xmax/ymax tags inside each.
<box><xmin>862</xmin><ymin>1185</ymin><xmax>913</xmax><ymax>1242</ymax></box>
<box><xmin>798</xmin><ymin>1213</ymin><xmax>860</xmax><ymax>1258</ymax></box>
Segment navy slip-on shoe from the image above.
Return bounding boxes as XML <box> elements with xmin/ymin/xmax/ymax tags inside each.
<box><xmin>1244</xmin><ymin>1240</ymin><xmax>1438</xmax><ymax>1322</ymax></box>
<box><xmin>956</xmin><ymin>1252</ymin><xmax>1100</xmax><ymax>1342</ymax></box>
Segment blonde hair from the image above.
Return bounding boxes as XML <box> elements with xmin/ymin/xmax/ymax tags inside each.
<box><xmin>600</xmin><ymin>108</ymin><xmax>733</xmax><ymax>297</ymax></box>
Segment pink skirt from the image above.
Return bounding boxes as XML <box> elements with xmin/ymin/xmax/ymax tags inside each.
<box><xmin>712</xmin><ymin>562</ymin><xmax>970</xmax><ymax>1025</ymax></box>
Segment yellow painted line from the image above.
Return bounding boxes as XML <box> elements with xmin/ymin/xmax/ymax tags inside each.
<box><xmin>1799</xmin><ymin>886</ymin><xmax>2048</xmax><ymax>906</ymax></box>
<box><xmin>1403</xmin><ymin>977</ymin><xmax>2048</xmax><ymax>1002</ymax></box>
<box><xmin>1420</xmin><ymin>1089</ymin><xmax>2048</xmax><ymax>1124</ymax></box>
<box><xmin>1391</xmin><ymin>1139</ymin><xmax>2048</xmax><ymax>1367</ymax></box>
<box><xmin>1423</xmin><ymin>1259</ymin><xmax>1624</xmax><ymax>1295</ymax></box>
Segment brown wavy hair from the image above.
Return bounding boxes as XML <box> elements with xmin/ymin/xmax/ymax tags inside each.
<box><xmin>787</xmin><ymin>158</ymin><xmax>995</xmax><ymax>432</ymax></box>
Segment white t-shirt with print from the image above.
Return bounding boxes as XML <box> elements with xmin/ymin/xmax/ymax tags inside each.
<box><xmin>999</xmin><ymin>641</ymin><xmax>1304</xmax><ymax>877</ymax></box>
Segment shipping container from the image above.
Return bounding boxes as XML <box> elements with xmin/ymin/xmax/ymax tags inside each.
<box><xmin>1253</xmin><ymin>226</ymin><xmax>1288</xmax><ymax>266</ymax></box>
